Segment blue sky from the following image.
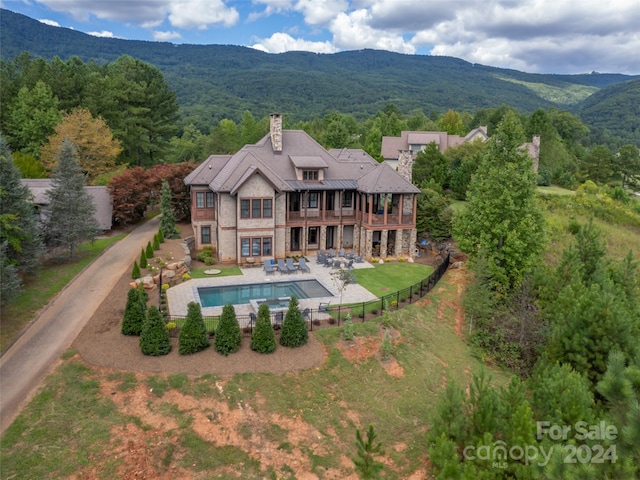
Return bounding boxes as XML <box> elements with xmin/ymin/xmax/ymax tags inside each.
<box><xmin>3</xmin><ymin>0</ymin><xmax>640</xmax><ymax>75</ymax></box>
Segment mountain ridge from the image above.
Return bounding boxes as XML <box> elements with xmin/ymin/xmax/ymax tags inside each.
<box><xmin>1</xmin><ymin>8</ymin><xmax>638</xmax><ymax>145</ymax></box>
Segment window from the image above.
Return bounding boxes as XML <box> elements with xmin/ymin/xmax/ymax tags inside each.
<box><xmin>303</xmin><ymin>170</ymin><xmax>318</xmax><ymax>181</ymax></box>
<box><xmin>241</xmin><ymin>199</ymin><xmax>250</xmax><ymax>218</ymax></box>
<box><xmin>308</xmin><ymin>227</ymin><xmax>318</xmax><ymax>244</ymax></box>
<box><xmin>241</xmin><ymin>238</ymin><xmax>250</xmax><ymax>257</ymax></box>
<box><xmin>196</xmin><ymin>192</ymin><xmax>215</xmax><ymax>208</ymax></box>
<box><xmin>240</xmin><ymin>198</ymin><xmax>273</xmax><ymax>218</ymax></box>
<box><xmin>252</xmin><ymin>199</ymin><xmax>261</xmax><ymax>218</ymax></box>
<box><xmin>241</xmin><ymin>237</ymin><xmax>273</xmax><ymax>257</ymax></box>
<box><xmin>201</xmin><ymin>226</ymin><xmax>211</xmax><ymax>244</ymax></box>
<box><xmin>342</xmin><ymin>191</ymin><xmax>352</xmax><ymax>208</ymax></box>
<box><xmin>307</xmin><ymin>192</ymin><xmax>318</xmax><ymax>208</ymax></box>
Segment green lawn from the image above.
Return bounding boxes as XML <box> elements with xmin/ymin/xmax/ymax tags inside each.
<box><xmin>354</xmin><ymin>262</ymin><xmax>434</xmax><ymax>298</ymax></box>
<box><xmin>0</xmin><ymin>234</ymin><xmax>127</xmax><ymax>353</ymax></box>
<box><xmin>537</xmin><ymin>185</ymin><xmax>576</xmax><ymax>196</ymax></box>
<box><xmin>189</xmin><ymin>265</ymin><xmax>243</xmax><ymax>278</ymax></box>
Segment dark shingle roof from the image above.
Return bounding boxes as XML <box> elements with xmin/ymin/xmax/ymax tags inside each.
<box><xmin>188</xmin><ymin>130</ymin><xmax>419</xmax><ymax>195</ymax></box>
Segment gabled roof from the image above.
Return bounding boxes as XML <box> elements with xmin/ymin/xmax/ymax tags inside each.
<box><xmin>183</xmin><ymin>155</ymin><xmax>231</xmax><ymax>185</ymax></box>
<box><xmin>186</xmin><ymin>129</ymin><xmax>420</xmax><ymax>195</ymax></box>
<box><xmin>357</xmin><ymin>162</ymin><xmax>420</xmax><ymax>194</ymax></box>
<box><xmin>381</xmin><ymin>126</ymin><xmax>489</xmax><ymax>159</ymax></box>
<box><xmin>20</xmin><ymin>179</ymin><xmax>113</xmax><ymax>230</ymax></box>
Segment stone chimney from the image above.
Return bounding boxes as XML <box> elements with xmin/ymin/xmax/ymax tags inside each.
<box><xmin>270</xmin><ymin>113</ymin><xmax>282</xmax><ymax>152</ymax></box>
<box><xmin>396</xmin><ymin>149</ymin><xmax>414</xmax><ymax>184</ymax></box>
<box><xmin>532</xmin><ymin>135</ymin><xmax>540</xmax><ymax>173</ymax></box>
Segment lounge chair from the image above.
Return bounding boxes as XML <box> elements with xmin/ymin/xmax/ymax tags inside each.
<box><xmin>316</xmin><ymin>252</ymin><xmax>326</xmax><ymax>264</ymax></box>
<box><xmin>263</xmin><ymin>259</ymin><xmax>275</xmax><ymax>275</ymax></box>
<box><xmin>319</xmin><ymin>301</ymin><xmax>331</xmax><ymax>313</ymax></box>
<box><xmin>277</xmin><ymin>258</ymin><xmax>291</xmax><ymax>274</ymax></box>
<box><xmin>298</xmin><ymin>257</ymin><xmax>310</xmax><ymax>273</ymax></box>
<box><xmin>286</xmin><ymin>257</ymin><xmax>298</xmax><ymax>273</ymax></box>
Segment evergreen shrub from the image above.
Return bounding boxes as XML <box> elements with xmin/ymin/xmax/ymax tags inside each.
<box><xmin>178</xmin><ymin>301</ymin><xmax>210</xmax><ymax>355</ymax></box>
<box><xmin>214</xmin><ymin>304</ymin><xmax>242</xmax><ymax>355</ymax></box>
<box><xmin>140</xmin><ymin>305</ymin><xmax>171</xmax><ymax>356</ymax></box>
<box><xmin>251</xmin><ymin>303</ymin><xmax>277</xmax><ymax>354</ymax></box>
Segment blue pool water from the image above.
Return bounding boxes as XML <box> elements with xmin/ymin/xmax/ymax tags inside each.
<box><xmin>197</xmin><ymin>279</ymin><xmax>332</xmax><ymax>308</ymax></box>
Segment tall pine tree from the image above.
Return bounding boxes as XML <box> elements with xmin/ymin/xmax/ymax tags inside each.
<box><xmin>453</xmin><ymin>111</ymin><xmax>545</xmax><ymax>293</ymax></box>
<box><xmin>0</xmin><ymin>136</ymin><xmax>43</xmax><ymax>286</ymax></box>
<box><xmin>43</xmin><ymin>139</ymin><xmax>99</xmax><ymax>257</ymax></box>
<box><xmin>159</xmin><ymin>180</ymin><xmax>179</xmax><ymax>239</ymax></box>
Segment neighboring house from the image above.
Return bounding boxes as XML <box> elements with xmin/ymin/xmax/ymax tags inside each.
<box><xmin>20</xmin><ymin>179</ymin><xmax>113</xmax><ymax>231</ymax></box>
<box><xmin>381</xmin><ymin>126</ymin><xmax>490</xmax><ymax>170</ymax></box>
<box><xmin>382</xmin><ymin>127</ymin><xmax>540</xmax><ymax>180</ymax></box>
<box><xmin>184</xmin><ymin>113</ymin><xmax>421</xmax><ymax>264</ymax></box>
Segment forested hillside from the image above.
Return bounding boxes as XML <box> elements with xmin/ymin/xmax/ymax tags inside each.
<box><xmin>2</xmin><ymin>7</ymin><xmax>638</xmax><ymax>144</ymax></box>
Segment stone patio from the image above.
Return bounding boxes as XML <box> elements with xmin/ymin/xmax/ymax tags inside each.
<box><xmin>166</xmin><ymin>256</ymin><xmax>378</xmax><ymax>317</ymax></box>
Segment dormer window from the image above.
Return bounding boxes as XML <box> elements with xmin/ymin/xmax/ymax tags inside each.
<box><xmin>302</xmin><ymin>170</ymin><xmax>319</xmax><ymax>181</ymax></box>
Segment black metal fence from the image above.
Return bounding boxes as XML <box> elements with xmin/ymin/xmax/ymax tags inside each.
<box><xmin>164</xmin><ymin>254</ymin><xmax>450</xmax><ymax>338</ymax></box>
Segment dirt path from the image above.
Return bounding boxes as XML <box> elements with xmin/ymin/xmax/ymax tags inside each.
<box><xmin>0</xmin><ymin>217</ymin><xmax>160</xmax><ymax>434</ymax></box>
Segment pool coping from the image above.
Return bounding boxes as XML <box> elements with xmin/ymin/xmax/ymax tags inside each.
<box><xmin>166</xmin><ymin>256</ymin><xmax>378</xmax><ymax>317</ymax></box>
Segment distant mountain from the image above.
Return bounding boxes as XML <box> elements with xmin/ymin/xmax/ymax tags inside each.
<box><xmin>2</xmin><ymin>8</ymin><xmax>639</xmax><ymax>144</ymax></box>
<box><xmin>576</xmin><ymin>79</ymin><xmax>640</xmax><ymax>146</ymax></box>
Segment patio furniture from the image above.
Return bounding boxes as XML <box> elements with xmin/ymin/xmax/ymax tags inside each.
<box><xmin>249</xmin><ymin>312</ymin><xmax>257</xmax><ymax>325</ymax></box>
<box><xmin>302</xmin><ymin>308</ymin><xmax>311</xmax><ymax>321</ymax></box>
<box><xmin>286</xmin><ymin>257</ymin><xmax>298</xmax><ymax>273</ymax></box>
<box><xmin>318</xmin><ymin>301</ymin><xmax>331</xmax><ymax>313</ymax></box>
<box><xmin>277</xmin><ymin>258</ymin><xmax>291</xmax><ymax>274</ymax></box>
<box><xmin>332</xmin><ymin>259</ymin><xmax>342</xmax><ymax>268</ymax></box>
<box><xmin>316</xmin><ymin>252</ymin><xmax>326</xmax><ymax>264</ymax></box>
<box><xmin>338</xmin><ymin>248</ymin><xmax>346</xmax><ymax>257</ymax></box>
<box><xmin>324</xmin><ymin>258</ymin><xmax>333</xmax><ymax>268</ymax></box>
<box><xmin>263</xmin><ymin>259</ymin><xmax>275</xmax><ymax>275</ymax></box>
<box><xmin>355</xmin><ymin>254</ymin><xmax>364</xmax><ymax>263</ymax></box>
<box><xmin>298</xmin><ymin>257</ymin><xmax>310</xmax><ymax>273</ymax></box>
<box><xmin>328</xmin><ymin>248</ymin><xmax>335</xmax><ymax>258</ymax></box>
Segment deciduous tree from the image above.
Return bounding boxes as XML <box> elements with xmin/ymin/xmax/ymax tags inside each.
<box><xmin>40</xmin><ymin>108</ymin><xmax>121</xmax><ymax>183</ymax></box>
<box><xmin>6</xmin><ymin>80</ymin><xmax>61</xmax><ymax>157</ymax></box>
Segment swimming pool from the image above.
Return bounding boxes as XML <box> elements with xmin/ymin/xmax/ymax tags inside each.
<box><xmin>197</xmin><ymin>279</ymin><xmax>332</xmax><ymax>308</ymax></box>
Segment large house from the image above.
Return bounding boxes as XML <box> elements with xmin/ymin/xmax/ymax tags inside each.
<box><xmin>381</xmin><ymin>126</ymin><xmax>490</xmax><ymax>170</ymax></box>
<box><xmin>184</xmin><ymin>114</ymin><xmax>421</xmax><ymax>264</ymax></box>
<box><xmin>381</xmin><ymin>126</ymin><xmax>540</xmax><ymax>179</ymax></box>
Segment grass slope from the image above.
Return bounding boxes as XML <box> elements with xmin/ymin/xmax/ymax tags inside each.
<box><xmin>0</xmin><ymin>269</ymin><xmax>507</xmax><ymax>478</ymax></box>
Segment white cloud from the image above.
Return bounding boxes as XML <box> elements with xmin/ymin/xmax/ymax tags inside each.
<box><xmin>153</xmin><ymin>30</ymin><xmax>182</xmax><ymax>41</ymax></box>
<box><xmin>251</xmin><ymin>32</ymin><xmax>337</xmax><ymax>54</ymax></box>
<box><xmin>88</xmin><ymin>30</ymin><xmax>116</xmax><ymax>38</ymax></box>
<box><xmin>38</xmin><ymin>0</ymin><xmax>170</xmax><ymax>24</ymax></box>
<box><xmin>330</xmin><ymin>10</ymin><xmax>415</xmax><ymax>54</ymax></box>
<box><xmin>168</xmin><ymin>0</ymin><xmax>239</xmax><ymax>29</ymax></box>
<box><xmin>38</xmin><ymin>18</ymin><xmax>60</xmax><ymax>27</ymax></box>
<box><xmin>294</xmin><ymin>0</ymin><xmax>349</xmax><ymax>26</ymax></box>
